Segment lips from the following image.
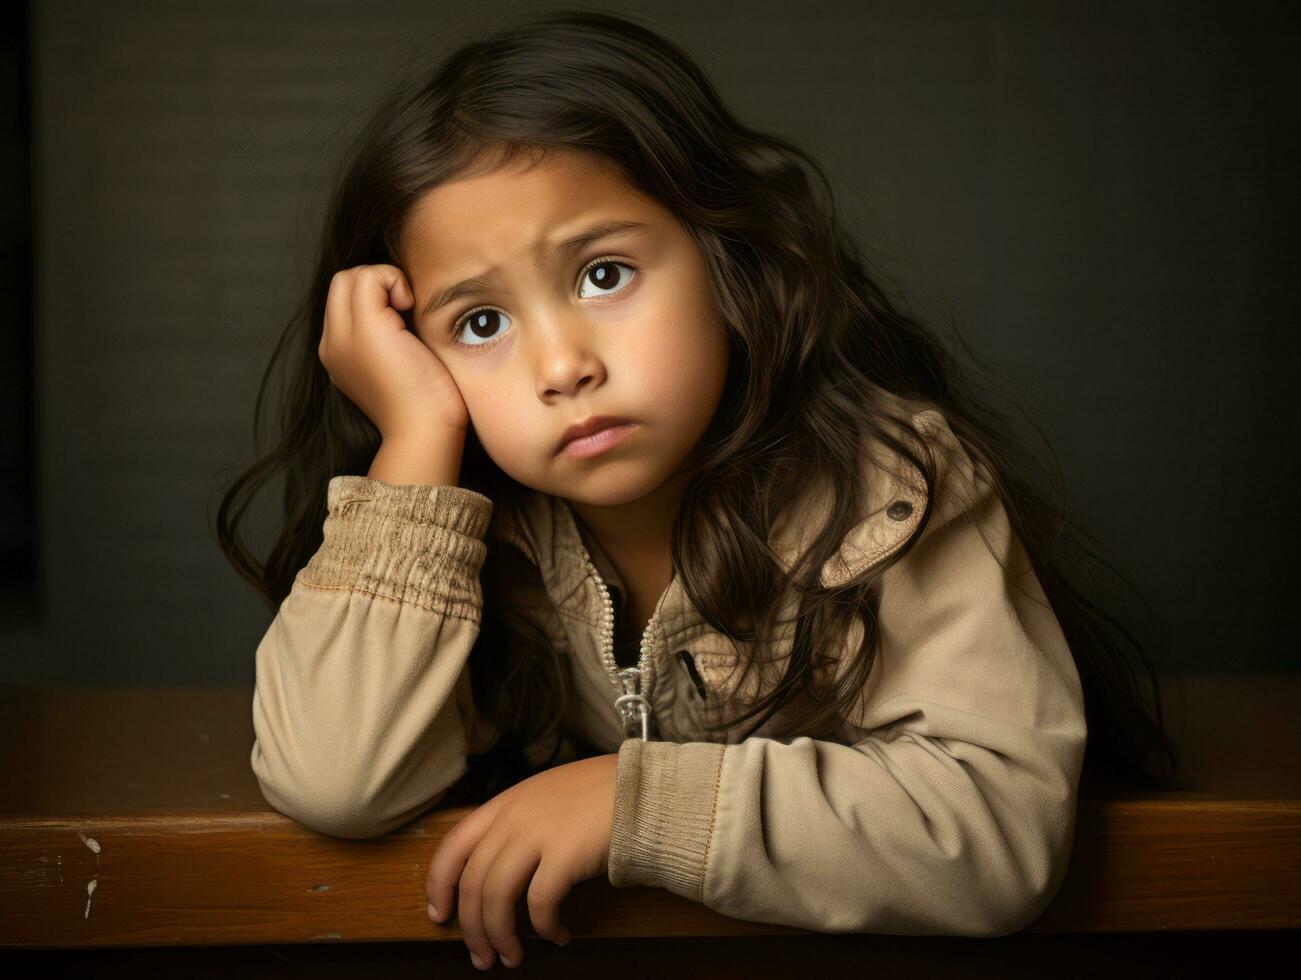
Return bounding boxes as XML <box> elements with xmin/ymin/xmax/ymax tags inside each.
<box><xmin>556</xmin><ymin>415</ymin><xmax>636</xmax><ymax>454</ymax></box>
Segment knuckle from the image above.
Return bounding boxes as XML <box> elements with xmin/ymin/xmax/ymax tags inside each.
<box><xmin>426</xmin><ymin>850</ymin><xmax>447</xmax><ymax>880</ymax></box>
<box><xmin>527</xmin><ymin>912</ymin><xmax>556</xmax><ymax>941</ymax></box>
<box><xmin>457</xmin><ymin>879</ymin><xmax>480</xmax><ymax>901</ymax></box>
<box><xmin>485</xmin><ymin>923</ymin><xmax>513</xmax><ymax>949</ymax></box>
<box><xmin>525</xmin><ymin>891</ymin><xmax>557</xmax><ymax>920</ymax></box>
<box><xmin>526</xmin><ymin>887</ymin><xmax>562</xmax><ymax>934</ymax></box>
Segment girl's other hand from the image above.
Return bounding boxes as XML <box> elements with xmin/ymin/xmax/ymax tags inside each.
<box><xmin>425</xmin><ymin>752</ymin><xmax>620</xmax><ymax>969</ymax></box>
<box><xmin>319</xmin><ymin>264</ymin><xmax>470</xmax><ymax>438</ymax></box>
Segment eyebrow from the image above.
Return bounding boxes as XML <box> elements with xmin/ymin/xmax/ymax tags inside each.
<box><xmin>419</xmin><ymin>219</ymin><xmax>648</xmax><ymax>321</ymax></box>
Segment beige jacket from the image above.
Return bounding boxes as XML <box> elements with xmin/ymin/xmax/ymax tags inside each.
<box><xmin>250</xmin><ymin>402</ymin><xmax>1087</xmax><ymax>936</ymax></box>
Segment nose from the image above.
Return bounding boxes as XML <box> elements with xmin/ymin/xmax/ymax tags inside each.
<box><xmin>531</xmin><ymin>310</ymin><xmax>607</xmax><ymax>399</ymax></box>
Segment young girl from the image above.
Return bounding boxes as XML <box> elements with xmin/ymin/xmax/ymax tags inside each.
<box><xmin>218</xmin><ymin>7</ymin><xmax>1176</xmax><ymax>968</ymax></box>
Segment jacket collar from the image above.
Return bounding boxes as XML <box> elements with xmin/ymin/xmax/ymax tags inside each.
<box><xmin>491</xmin><ymin>407</ymin><xmax>936</xmax><ymax>652</ymax></box>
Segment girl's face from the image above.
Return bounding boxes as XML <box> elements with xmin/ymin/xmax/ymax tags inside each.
<box><xmin>399</xmin><ymin>148</ymin><xmax>730</xmax><ymax>508</ymax></box>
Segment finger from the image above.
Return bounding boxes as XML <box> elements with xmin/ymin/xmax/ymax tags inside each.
<box><xmin>321</xmin><ymin>269</ymin><xmax>354</xmax><ymax>354</ymax></box>
<box><xmin>480</xmin><ymin>844</ymin><xmax>543</xmax><ymax>968</ymax></box>
<box><xmin>457</xmin><ymin>829</ymin><xmax>512</xmax><ymax>970</ymax></box>
<box><xmin>353</xmin><ymin>263</ymin><xmax>404</xmax><ymax>325</ymax></box>
<box><xmin>338</xmin><ymin>264</ymin><xmax>364</xmax><ymax>333</ymax></box>
<box><xmin>525</xmin><ymin>864</ymin><xmax>574</xmax><ymax>946</ymax></box>
<box><xmin>370</xmin><ymin>263</ymin><xmax>409</xmax><ymax>312</ymax></box>
<box><xmin>426</xmin><ymin>803</ymin><xmax>499</xmax><ymax>924</ymax></box>
<box><xmin>391</xmin><ymin>270</ymin><xmax>414</xmax><ymax>311</ymax></box>
<box><xmin>350</xmin><ymin>264</ymin><xmax>383</xmax><ymax>333</ymax></box>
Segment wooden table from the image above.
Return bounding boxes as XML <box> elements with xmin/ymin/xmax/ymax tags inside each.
<box><xmin>1</xmin><ymin>673</ymin><xmax>1297</xmax><ymax>975</ymax></box>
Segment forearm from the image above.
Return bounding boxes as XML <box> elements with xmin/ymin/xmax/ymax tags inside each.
<box><xmin>251</xmin><ymin>473</ymin><xmax>496</xmax><ymax>838</ymax></box>
<box><xmin>368</xmin><ymin>427</ymin><xmax>467</xmax><ymax>487</ymax></box>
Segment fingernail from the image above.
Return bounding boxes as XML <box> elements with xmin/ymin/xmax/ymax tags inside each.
<box><xmin>470</xmin><ymin>952</ymin><xmax>485</xmax><ymax>969</ymax></box>
<box><xmin>500</xmin><ymin>953</ymin><xmax>517</xmax><ymax>967</ymax></box>
<box><xmin>427</xmin><ymin>901</ymin><xmax>439</xmax><ymax>922</ymax></box>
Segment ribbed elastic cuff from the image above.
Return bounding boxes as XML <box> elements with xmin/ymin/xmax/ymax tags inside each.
<box><xmin>607</xmin><ymin>739</ymin><xmax>727</xmax><ymax>901</ymax></box>
<box><xmin>297</xmin><ymin>475</ymin><xmax>494</xmax><ymax>619</ymax></box>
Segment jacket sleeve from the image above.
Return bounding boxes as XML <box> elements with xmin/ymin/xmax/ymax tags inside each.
<box><xmin>250</xmin><ymin>474</ymin><xmax>500</xmax><ymax>839</ymax></box>
<box><xmin>606</xmin><ymin>423</ymin><xmax>1089</xmax><ymax>936</ymax></box>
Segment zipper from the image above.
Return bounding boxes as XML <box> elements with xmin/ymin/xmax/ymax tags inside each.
<box><xmin>576</xmin><ymin>548</ymin><xmax>655</xmax><ymax>741</ymax></box>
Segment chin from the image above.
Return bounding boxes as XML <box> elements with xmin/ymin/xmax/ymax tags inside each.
<box><xmin>554</xmin><ymin>462</ymin><xmax>666</xmax><ymax>505</ymax></box>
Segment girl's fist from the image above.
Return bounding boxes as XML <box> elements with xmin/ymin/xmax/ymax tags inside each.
<box><xmin>318</xmin><ymin>264</ymin><xmax>469</xmax><ymax>437</ymax></box>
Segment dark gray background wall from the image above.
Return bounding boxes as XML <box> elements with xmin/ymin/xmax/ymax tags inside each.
<box><xmin>3</xmin><ymin>0</ymin><xmax>1297</xmax><ymax>684</ymax></box>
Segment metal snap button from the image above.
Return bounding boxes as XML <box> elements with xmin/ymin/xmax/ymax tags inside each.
<box><xmin>886</xmin><ymin>499</ymin><xmax>913</xmax><ymax>521</ymax></box>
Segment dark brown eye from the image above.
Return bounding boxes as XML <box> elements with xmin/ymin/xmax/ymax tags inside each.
<box><xmin>452</xmin><ymin>306</ymin><xmax>510</xmax><ymax>348</ymax></box>
<box><xmin>578</xmin><ymin>260</ymin><xmax>636</xmax><ymax>299</ymax></box>
<box><xmin>465</xmin><ymin>309</ymin><xmax>502</xmax><ymax>340</ymax></box>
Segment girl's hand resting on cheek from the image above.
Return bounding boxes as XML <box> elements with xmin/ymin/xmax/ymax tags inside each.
<box><xmin>318</xmin><ymin>264</ymin><xmax>470</xmax><ymax>438</ymax></box>
<box><xmin>425</xmin><ymin>752</ymin><xmax>621</xmax><ymax>970</ymax></box>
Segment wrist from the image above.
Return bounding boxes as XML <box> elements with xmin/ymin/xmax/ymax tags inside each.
<box><xmin>369</xmin><ymin>428</ymin><xmax>466</xmax><ymax>487</ymax></box>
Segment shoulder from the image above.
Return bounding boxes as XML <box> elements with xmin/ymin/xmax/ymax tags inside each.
<box><xmin>818</xmin><ymin>401</ymin><xmax>975</xmax><ymax>588</ymax></box>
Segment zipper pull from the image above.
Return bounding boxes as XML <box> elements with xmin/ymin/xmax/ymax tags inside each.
<box><xmin>615</xmin><ymin>666</ymin><xmax>652</xmax><ymax>741</ymax></box>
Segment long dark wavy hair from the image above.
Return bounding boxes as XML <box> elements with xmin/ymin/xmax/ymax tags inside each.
<box><xmin>215</xmin><ymin>6</ymin><xmax>1177</xmax><ymax>800</ymax></box>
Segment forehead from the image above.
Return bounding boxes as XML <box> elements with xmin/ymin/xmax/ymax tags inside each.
<box><xmin>399</xmin><ymin>150</ymin><xmax>659</xmax><ymax>270</ymax></box>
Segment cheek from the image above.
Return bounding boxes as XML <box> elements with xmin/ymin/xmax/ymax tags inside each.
<box><xmin>639</xmin><ymin>316</ymin><xmax>727</xmax><ymax>405</ymax></box>
<box><xmin>467</xmin><ymin>412</ymin><xmax>538</xmax><ymax>485</ymax></box>
<box><xmin>461</xmin><ymin>379</ymin><xmax>540</xmax><ymax>459</ymax></box>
